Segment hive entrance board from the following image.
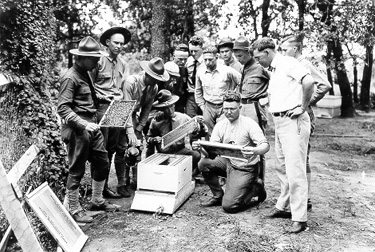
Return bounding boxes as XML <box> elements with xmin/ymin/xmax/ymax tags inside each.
<box><xmin>99</xmin><ymin>100</ymin><xmax>136</xmax><ymax>128</ymax></box>
<box><xmin>161</xmin><ymin>117</ymin><xmax>198</xmax><ymax>149</ymax></box>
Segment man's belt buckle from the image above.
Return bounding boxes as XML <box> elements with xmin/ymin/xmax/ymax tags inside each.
<box><xmin>272</xmin><ymin>110</ymin><xmax>289</xmax><ymax>117</ymax></box>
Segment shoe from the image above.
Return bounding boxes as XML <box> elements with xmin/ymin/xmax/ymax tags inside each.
<box><xmin>266</xmin><ymin>208</ymin><xmax>292</xmax><ymax>219</ymax></box>
<box><xmin>117</xmin><ymin>185</ymin><xmax>131</xmax><ymax>198</ymax></box>
<box><xmin>287</xmin><ymin>221</ymin><xmax>308</xmax><ymax>233</ymax></box>
<box><xmin>103</xmin><ymin>188</ymin><xmax>122</xmax><ymax>199</ymax></box>
<box><xmin>255</xmin><ymin>178</ymin><xmax>267</xmax><ymax>203</ymax></box>
<box><xmin>201</xmin><ymin>197</ymin><xmax>222</xmax><ymax>207</ymax></box>
<box><xmin>88</xmin><ymin>201</ymin><xmax>120</xmax><ymax>211</ymax></box>
<box><xmin>307</xmin><ymin>199</ymin><xmax>312</xmax><ymax>211</ymax></box>
<box><xmin>72</xmin><ymin>210</ymin><xmax>93</xmax><ymax>223</ymax></box>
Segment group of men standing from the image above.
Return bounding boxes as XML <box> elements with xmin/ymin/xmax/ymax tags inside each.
<box><xmin>57</xmin><ymin>26</ymin><xmax>331</xmax><ymax>234</ymax></box>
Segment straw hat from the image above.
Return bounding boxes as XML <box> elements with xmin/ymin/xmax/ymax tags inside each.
<box><xmin>164</xmin><ymin>61</ymin><xmax>180</xmax><ymax>77</ymax></box>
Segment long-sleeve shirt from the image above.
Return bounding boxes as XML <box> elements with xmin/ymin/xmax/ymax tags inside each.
<box><xmin>57</xmin><ymin>63</ymin><xmax>97</xmax><ymax>130</ymax></box>
<box><xmin>147</xmin><ymin>112</ymin><xmax>191</xmax><ymax>152</ymax></box>
<box><xmin>240</xmin><ymin>58</ymin><xmax>269</xmax><ymax>100</ymax></box>
<box><xmin>195</xmin><ymin>64</ymin><xmax>241</xmax><ymax>107</ymax></box>
<box><xmin>186</xmin><ymin>55</ymin><xmax>204</xmax><ymax>93</ymax></box>
<box><xmin>297</xmin><ymin>56</ymin><xmax>331</xmax><ymax>106</ymax></box>
<box><xmin>211</xmin><ymin>115</ymin><xmax>268</xmax><ymax>168</ymax></box>
<box><xmin>122</xmin><ymin>74</ymin><xmax>158</xmax><ymax>132</ymax></box>
<box><xmin>91</xmin><ymin>55</ymin><xmax>125</xmax><ymax>100</ymax></box>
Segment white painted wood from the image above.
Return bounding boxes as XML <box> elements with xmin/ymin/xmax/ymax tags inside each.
<box><xmin>137</xmin><ymin>153</ymin><xmax>192</xmax><ymax>193</ymax></box>
<box><xmin>131</xmin><ymin>181</ymin><xmax>195</xmax><ymax>214</ymax></box>
<box><xmin>26</xmin><ymin>182</ymin><xmax>88</xmax><ymax>252</ymax></box>
<box><xmin>0</xmin><ymin>160</ymin><xmax>44</xmax><ymax>252</ymax></box>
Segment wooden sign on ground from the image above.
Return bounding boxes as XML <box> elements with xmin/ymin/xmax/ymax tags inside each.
<box><xmin>0</xmin><ymin>144</ymin><xmax>88</xmax><ymax>252</ymax></box>
<box><xmin>26</xmin><ymin>182</ymin><xmax>88</xmax><ymax>252</ymax></box>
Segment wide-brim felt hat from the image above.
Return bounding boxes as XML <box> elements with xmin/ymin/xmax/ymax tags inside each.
<box><xmin>69</xmin><ymin>36</ymin><xmax>108</xmax><ymax>57</ymax></box>
<box><xmin>233</xmin><ymin>36</ymin><xmax>250</xmax><ymax>50</ymax></box>
<box><xmin>153</xmin><ymin>89</ymin><xmax>179</xmax><ymax>108</ymax></box>
<box><xmin>217</xmin><ymin>37</ymin><xmax>234</xmax><ymax>50</ymax></box>
<box><xmin>100</xmin><ymin>26</ymin><xmax>131</xmax><ymax>46</ymax></box>
<box><xmin>140</xmin><ymin>57</ymin><xmax>170</xmax><ymax>82</ymax></box>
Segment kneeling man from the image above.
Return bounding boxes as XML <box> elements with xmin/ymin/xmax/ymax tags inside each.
<box><xmin>146</xmin><ymin>89</ymin><xmax>202</xmax><ymax>173</ymax></box>
<box><xmin>193</xmin><ymin>90</ymin><xmax>269</xmax><ymax>213</ymax></box>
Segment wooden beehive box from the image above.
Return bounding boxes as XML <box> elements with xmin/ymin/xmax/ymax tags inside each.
<box><xmin>137</xmin><ymin>153</ymin><xmax>192</xmax><ymax>193</ymax></box>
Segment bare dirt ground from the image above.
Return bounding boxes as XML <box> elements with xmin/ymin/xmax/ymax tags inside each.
<box><xmin>80</xmin><ymin>111</ymin><xmax>375</xmax><ymax>252</ymax></box>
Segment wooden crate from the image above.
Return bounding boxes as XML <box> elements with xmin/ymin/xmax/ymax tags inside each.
<box><xmin>137</xmin><ymin>153</ymin><xmax>192</xmax><ymax>193</ymax></box>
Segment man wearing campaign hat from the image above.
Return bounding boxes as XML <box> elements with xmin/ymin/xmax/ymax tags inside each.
<box><xmin>58</xmin><ymin>36</ymin><xmax>119</xmax><ymax>223</ymax></box>
<box><xmin>146</xmin><ymin>89</ymin><xmax>202</xmax><ymax>173</ymax></box>
<box><xmin>217</xmin><ymin>37</ymin><xmax>242</xmax><ymax>73</ymax></box>
<box><xmin>91</xmin><ymin>26</ymin><xmax>136</xmax><ymax>199</ymax></box>
<box><xmin>233</xmin><ymin>35</ymin><xmax>270</xmax><ymax>188</ymax></box>
<box><xmin>121</xmin><ymin>57</ymin><xmax>170</xmax><ymax>189</ymax></box>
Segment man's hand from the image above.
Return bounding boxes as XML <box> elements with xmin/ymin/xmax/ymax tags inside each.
<box><xmin>286</xmin><ymin>106</ymin><xmax>305</xmax><ymax>119</ymax></box>
<box><xmin>127</xmin><ymin>133</ymin><xmax>137</xmax><ymax>146</ymax></box>
<box><xmin>191</xmin><ymin>141</ymin><xmax>200</xmax><ymax>151</ymax></box>
<box><xmin>153</xmin><ymin>136</ymin><xmax>162</xmax><ymax>144</ymax></box>
<box><xmin>85</xmin><ymin>123</ymin><xmax>100</xmax><ymax>132</ymax></box>
<box><xmin>185</xmin><ymin>144</ymin><xmax>192</xmax><ymax>150</ymax></box>
<box><xmin>135</xmin><ymin>130</ymin><xmax>143</xmax><ymax>139</ymax></box>
<box><xmin>241</xmin><ymin>146</ymin><xmax>255</xmax><ymax>159</ymax></box>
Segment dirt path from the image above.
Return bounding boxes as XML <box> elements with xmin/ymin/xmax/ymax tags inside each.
<box><xmin>81</xmin><ymin>112</ymin><xmax>375</xmax><ymax>252</ymax></box>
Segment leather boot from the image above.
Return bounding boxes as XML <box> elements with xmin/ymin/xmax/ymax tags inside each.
<box><xmin>64</xmin><ymin>189</ymin><xmax>93</xmax><ymax>223</ymax></box>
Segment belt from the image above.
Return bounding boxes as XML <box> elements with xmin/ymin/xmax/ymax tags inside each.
<box><xmin>240</xmin><ymin>97</ymin><xmax>259</xmax><ymax>104</ymax></box>
<box><xmin>205</xmin><ymin>101</ymin><xmax>223</xmax><ymax>108</ymax></box>
<box><xmin>272</xmin><ymin>110</ymin><xmax>290</xmax><ymax>117</ymax></box>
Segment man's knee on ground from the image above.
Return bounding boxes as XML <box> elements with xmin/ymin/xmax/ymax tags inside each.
<box><xmin>222</xmin><ymin>200</ymin><xmax>242</xmax><ymax>213</ymax></box>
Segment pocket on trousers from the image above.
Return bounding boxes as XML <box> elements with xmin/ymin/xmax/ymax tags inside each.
<box><xmin>61</xmin><ymin>125</ymin><xmax>73</xmax><ymax>144</ymax></box>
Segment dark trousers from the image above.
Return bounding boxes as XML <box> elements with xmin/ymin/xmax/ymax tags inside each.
<box><xmin>198</xmin><ymin>156</ymin><xmax>260</xmax><ymax>213</ymax></box>
<box><xmin>61</xmin><ymin>123</ymin><xmax>109</xmax><ymax>191</ymax></box>
<box><xmin>186</xmin><ymin>93</ymin><xmax>202</xmax><ymax>118</ymax></box>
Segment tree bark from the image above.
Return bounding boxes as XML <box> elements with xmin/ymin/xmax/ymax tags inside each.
<box><xmin>150</xmin><ymin>0</ymin><xmax>170</xmax><ymax>60</ymax></box>
<box><xmin>261</xmin><ymin>0</ymin><xmax>270</xmax><ymax>37</ymax></box>
<box><xmin>360</xmin><ymin>45</ymin><xmax>373</xmax><ymax>112</ymax></box>
<box><xmin>329</xmin><ymin>39</ymin><xmax>355</xmax><ymax>117</ymax></box>
<box><xmin>353</xmin><ymin>60</ymin><xmax>358</xmax><ymax>103</ymax></box>
<box><xmin>297</xmin><ymin>0</ymin><xmax>305</xmax><ymax>31</ymax></box>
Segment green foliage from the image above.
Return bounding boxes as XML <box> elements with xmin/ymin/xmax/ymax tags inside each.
<box><xmin>0</xmin><ymin>1</ymin><xmax>69</xmax><ymax>249</ymax></box>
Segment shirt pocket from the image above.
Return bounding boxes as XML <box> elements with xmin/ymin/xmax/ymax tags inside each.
<box><xmin>242</xmin><ymin>77</ymin><xmax>263</xmax><ymax>93</ymax></box>
<box><xmin>75</xmin><ymin>85</ymin><xmax>92</xmax><ymax>103</ymax></box>
<box><xmin>97</xmin><ymin>72</ymin><xmax>112</xmax><ymax>82</ymax></box>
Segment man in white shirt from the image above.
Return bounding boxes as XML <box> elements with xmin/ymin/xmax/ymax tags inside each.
<box><xmin>193</xmin><ymin>91</ymin><xmax>269</xmax><ymax>213</ymax></box>
<box><xmin>195</xmin><ymin>46</ymin><xmax>241</xmax><ymax>137</ymax></box>
<box><xmin>252</xmin><ymin>37</ymin><xmax>314</xmax><ymax>233</ymax></box>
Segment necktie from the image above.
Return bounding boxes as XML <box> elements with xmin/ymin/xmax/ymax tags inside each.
<box><xmin>192</xmin><ymin>60</ymin><xmax>198</xmax><ymax>87</ymax></box>
<box><xmin>268</xmin><ymin>66</ymin><xmax>275</xmax><ymax>72</ymax></box>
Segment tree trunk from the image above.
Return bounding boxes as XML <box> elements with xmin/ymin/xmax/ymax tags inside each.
<box><xmin>182</xmin><ymin>0</ymin><xmax>194</xmax><ymax>44</ymax></box>
<box><xmin>150</xmin><ymin>0</ymin><xmax>170</xmax><ymax>60</ymax></box>
<box><xmin>297</xmin><ymin>0</ymin><xmax>305</xmax><ymax>31</ymax></box>
<box><xmin>261</xmin><ymin>0</ymin><xmax>270</xmax><ymax>37</ymax></box>
<box><xmin>353</xmin><ymin>60</ymin><xmax>358</xmax><ymax>103</ymax></box>
<box><xmin>329</xmin><ymin>39</ymin><xmax>355</xmax><ymax>117</ymax></box>
<box><xmin>360</xmin><ymin>45</ymin><xmax>373</xmax><ymax>112</ymax></box>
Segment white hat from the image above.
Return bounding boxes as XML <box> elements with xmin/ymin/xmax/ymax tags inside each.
<box><xmin>164</xmin><ymin>61</ymin><xmax>180</xmax><ymax>77</ymax></box>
